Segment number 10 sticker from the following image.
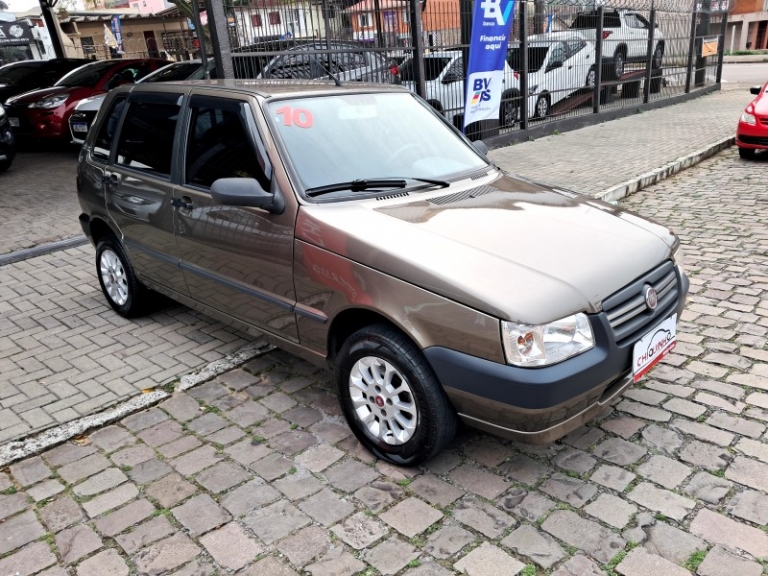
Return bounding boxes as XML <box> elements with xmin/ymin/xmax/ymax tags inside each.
<box><xmin>275</xmin><ymin>106</ymin><xmax>314</xmax><ymax>128</ymax></box>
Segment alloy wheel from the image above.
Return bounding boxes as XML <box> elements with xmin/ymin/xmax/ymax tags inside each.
<box><xmin>99</xmin><ymin>248</ymin><xmax>129</xmax><ymax>306</ymax></box>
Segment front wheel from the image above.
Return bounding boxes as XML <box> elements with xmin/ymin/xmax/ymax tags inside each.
<box><xmin>534</xmin><ymin>94</ymin><xmax>550</xmax><ymax>118</ymax></box>
<box><xmin>336</xmin><ymin>324</ymin><xmax>457</xmax><ymax>466</ymax></box>
<box><xmin>613</xmin><ymin>50</ymin><xmax>625</xmax><ymax>80</ymax></box>
<box><xmin>739</xmin><ymin>147</ymin><xmax>756</xmax><ymax>159</ymax></box>
<box><xmin>586</xmin><ymin>66</ymin><xmax>596</xmax><ymax>88</ymax></box>
<box><xmin>95</xmin><ymin>236</ymin><xmax>151</xmax><ymax>317</ymax></box>
<box><xmin>652</xmin><ymin>44</ymin><xmax>664</xmax><ymax>70</ymax></box>
<box><xmin>499</xmin><ymin>97</ymin><xmax>520</xmax><ymax>127</ymax></box>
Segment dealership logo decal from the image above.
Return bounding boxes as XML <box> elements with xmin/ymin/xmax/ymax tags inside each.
<box><xmin>470</xmin><ymin>78</ymin><xmax>493</xmax><ymax>105</ymax></box>
<box><xmin>480</xmin><ymin>0</ymin><xmax>513</xmax><ymax>25</ymax></box>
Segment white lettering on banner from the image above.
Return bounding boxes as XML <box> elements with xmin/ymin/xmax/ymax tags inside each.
<box><xmin>480</xmin><ymin>0</ymin><xmax>506</xmax><ymax>25</ymax></box>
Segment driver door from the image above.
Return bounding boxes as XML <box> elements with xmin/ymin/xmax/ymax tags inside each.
<box><xmin>544</xmin><ymin>42</ymin><xmax>569</xmax><ymax>105</ymax></box>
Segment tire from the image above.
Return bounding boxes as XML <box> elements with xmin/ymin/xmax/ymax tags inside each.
<box><xmin>622</xmin><ymin>79</ymin><xmax>640</xmax><ymax>99</ymax></box>
<box><xmin>95</xmin><ymin>236</ymin><xmax>151</xmax><ymax>317</ymax></box>
<box><xmin>336</xmin><ymin>324</ymin><xmax>458</xmax><ymax>466</ymax></box>
<box><xmin>613</xmin><ymin>49</ymin><xmax>625</xmax><ymax>80</ymax></box>
<box><xmin>739</xmin><ymin>147</ymin><xmax>756</xmax><ymax>159</ymax></box>
<box><xmin>499</xmin><ymin>95</ymin><xmax>520</xmax><ymax>127</ymax></box>
<box><xmin>652</xmin><ymin>44</ymin><xmax>664</xmax><ymax>70</ymax></box>
<box><xmin>586</xmin><ymin>66</ymin><xmax>596</xmax><ymax>88</ymax></box>
<box><xmin>534</xmin><ymin>94</ymin><xmax>550</xmax><ymax>119</ymax></box>
<box><xmin>0</xmin><ymin>159</ymin><xmax>11</xmax><ymax>173</ymax></box>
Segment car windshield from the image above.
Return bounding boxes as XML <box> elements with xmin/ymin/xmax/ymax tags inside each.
<box><xmin>399</xmin><ymin>57</ymin><xmax>452</xmax><ymax>81</ymax></box>
<box><xmin>506</xmin><ymin>47</ymin><xmax>549</xmax><ymax>72</ymax></box>
<box><xmin>55</xmin><ymin>61</ymin><xmax>116</xmax><ymax>87</ymax></box>
<box><xmin>267</xmin><ymin>92</ymin><xmax>488</xmax><ymax>197</ymax></box>
<box><xmin>142</xmin><ymin>62</ymin><xmax>201</xmax><ymax>83</ymax></box>
<box><xmin>0</xmin><ymin>63</ymin><xmax>42</xmax><ymax>84</ymax></box>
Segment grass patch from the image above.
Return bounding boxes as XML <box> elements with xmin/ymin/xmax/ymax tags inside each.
<box><xmin>397</xmin><ymin>478</ymin><xmax>412</xmax><ymax>487</ymax></box>
<box><xmin>604</xmin><ymin>550</ymin><xmax>628</xmax><ymax>576</ymax></box>
<box><xmin>521</xmin><ymin>564</ymin><xmax>537</xmax><ymax>576</ymax></box>
<box><xmin>407</xmin><ymin>559</ymin><xmax>421</xmax><ymax>568</ymax></box>
<box><xmin>684</xmin><ymin>550</ymin><xmax>707</xmax><ymax>571</ymax></box>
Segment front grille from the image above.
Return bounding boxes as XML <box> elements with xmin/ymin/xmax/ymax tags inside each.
<box><xmin>4</xmin><ymin>106</ymin><xmax>33</xmax><ymax>134</ymax></box>
<box><xmin>602</xmin><ymin>260</ymin><xmax>679</xmax><ymax>345</ymax></box>
<box><xmin>759</xmin><ymin>118</ymin><xmax>768</xmax><ymax>126</ymax></box>
<box><xmin>739</xmin><ymin>134</ymin><xmax>768</xmax><ymax>146</ymax></box>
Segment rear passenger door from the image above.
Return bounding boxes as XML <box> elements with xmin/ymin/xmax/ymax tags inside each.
<box><xmin>105</xmin><ymin>91</ymin><xmax>189</xmax><ymax>296</ymax></box>
<box><xmin>173</xmin><ymin>92</ymin><xmax>299</xmax><ymax>340</ymax></box>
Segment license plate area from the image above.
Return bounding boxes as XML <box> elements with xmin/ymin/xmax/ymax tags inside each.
<box><xmin>9</xmin><ymin>117</ymin><xmax>19</xmax><ymax>128</ymax></box>
<box><xmin>72</xmin><ymin>122</ymin><xmax>89</xmax><ymax>133</ymax></box>
<box><xmin>632</xmin><ymin>313</ymin><xmax>677</xmax><ymax>382</ymax></box>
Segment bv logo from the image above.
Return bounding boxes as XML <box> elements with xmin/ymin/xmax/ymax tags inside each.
<box><xmin>480</xmin><ymin>0</ymin><xmax>513</xmax><ymax>25</ymax></box>
<box><xmin>470</xmin><ymin>78</ymin><xmax>493</xmax><ymax>105</ymax></box>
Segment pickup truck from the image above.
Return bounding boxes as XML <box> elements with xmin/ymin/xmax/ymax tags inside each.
<box><xmin>569</xmin><ymin>9</ymin><xmax>664</xmax><ymax>80</ymax></box>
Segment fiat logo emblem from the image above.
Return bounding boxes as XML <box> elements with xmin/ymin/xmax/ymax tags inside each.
<box><xmin>375</xmin><ymin>396</ymin><xmax>385</xmax><ymax>408</ymax></box>
<box><xmin>644</xmin><ymin>286</ymin><xmax>658</xmax><ymax>310</ymax></box>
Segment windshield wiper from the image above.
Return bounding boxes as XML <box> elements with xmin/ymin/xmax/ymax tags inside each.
<box><xmin>400</xmin><ymin>176</ymin><xmax>450</xmax><ymax>189</ymax></box>
<box><xmin>306</xmin><ymin>179</ymin><xmax>408</xmax><ymax>197</ymax></box>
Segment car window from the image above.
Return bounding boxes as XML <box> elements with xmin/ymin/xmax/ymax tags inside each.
<box><xmin>507</xmin><ymin>47</ymin><xmax>549</xmax><ymax>72</ymax></box>
<box><xmin>635</xmin><ymin>14</ymin><xmax>651</xmax><ymax>28</ymax></box>
<box><xmin>55</xmin><ymin>60</ymin><xmax>117</xmax><ymax>87</ymax></box>
<box><xmin>0</xmin><ymin>63</ymin><xmax>42</xmax><ymax>84</ymax></box>
<box><xmin>107</xmin><ymin>63</ymin><xmax>154</xmax><ymax>88</ymax></box>
<box><xmin>115</xmin><ymin>93</ymin><xmax>180</xmax><ymax>178</ymax></box>
<box><xmin>93</xmin><ymin>94</ymin><xmax>128</xmax><ymax>162</ymax></box>
<box><xmin>141</xmin><ymin>62</ymin><xmax>200</xmax><ymax>83</ymax></box>
<box><xmin>399</xmin><ymin>57</ymin><xmax>452</xmax><ymax>81</ymax></box>
<box><xmin>624</xmin><ymin>14</ymin><xmax>640</xmax><ymax>28</ymax></box>
<box><xmin>549</xmin><ymin>44</ymin><xmax>567</xmax><ymax>66</ymax></box>
<box><xmin>567</xmin><ymin>40</ymin><xmax>586</xmax><ymax>57</ymax></box>
<box><xmin>184</xmin><ymin>95</ymin><xmax>270</xmax><ymax>191</ymax></box>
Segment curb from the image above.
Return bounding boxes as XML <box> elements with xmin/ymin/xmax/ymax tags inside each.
<box><xmin>0</xmin><ymin>235</ymin><xmax>88</xmax><ymax>267</ymax></box>
<box><xmin>597</xmin><ymin>135</ymin><xmax>735</xmax><ymax>203</ymax></box>
<box><xmin>0</xmin><ymin>340</ymin><xmax>273</xmax><ymax>468</ymax></box>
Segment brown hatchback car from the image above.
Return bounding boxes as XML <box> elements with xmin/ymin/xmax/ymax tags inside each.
<box><xmin>77</xmin><ymin>80</ymin><xmax>688</xmax><ymax>465</ymax></box>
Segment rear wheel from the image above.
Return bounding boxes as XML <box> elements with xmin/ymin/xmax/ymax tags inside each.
<box><xmin>499</xmin><ymin>96</ymin><xmax>520</xmax><ymax>127</ymax></box>
<box><xmin>534</xmin><ymin>94</ymin><xmax>550</xmax><ymax>118</ymax></box>
<box><xmin>586</xmin><ymin>66</ymin><xmax>596</xmax><ymax>88</ymax></box>
<box><xmin>613</xmin><ymin>49</ymin><xmax>625</xmax><ymax>80</ymax></box>
<box><xmin>739</xmin><ymin>147</ymin><xmax>756</xmax><ymax>159</ymax></box>
<box><xmin>652</xmin><ymin>44</ymin><xmax>664</xmax><ymax>70</ymax></box>
<box><xmin>95</xmin><ymin>236</ymin><xmax>151</xmax><ymax>317</ymax></box>
<box><xmin>336</xmin><ymin>324</ymin><xmax>457</xmax><ymax>466</ymax></box>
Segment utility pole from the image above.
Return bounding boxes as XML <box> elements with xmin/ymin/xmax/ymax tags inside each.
<box><xmin>38</xmin><ymin>0</ymin><xmax>65</xmax><ymax>59</ymax></box>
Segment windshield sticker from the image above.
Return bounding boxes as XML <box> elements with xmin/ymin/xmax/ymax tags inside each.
<box><xmin>275</xmin><ymin>105</ymin><xmax>314</xmax><ymax>128</ymax></box>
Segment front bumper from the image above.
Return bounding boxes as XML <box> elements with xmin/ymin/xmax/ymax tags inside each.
<box><xmin>5</xmin><ymin>105</ymin><xmax>67</xmax><ymax>139</ymax></box>
<box><xmin>426</xmin><ymin>264</ymin><xmax>689</xmax><ymax>444</ymax></box>
<box><xmin>736</xmin><ymin>120</ymin><xmax>768</xmax><ymax>149</ymax></box>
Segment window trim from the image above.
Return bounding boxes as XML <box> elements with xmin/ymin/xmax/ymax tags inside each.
<box><xmin>89</xmin><ymin>92</ymin><xmax>130</xmax><ymax>165</ymax></box>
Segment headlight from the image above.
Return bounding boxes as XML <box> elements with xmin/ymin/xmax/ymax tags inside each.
<box><xmin>29</xmin><ymin>94</ymin><xmax>68</xmax><ymax>109</ymax></box>
<box><xmin>528</xmin><ymin>84</ymin><xmax>539</xmax><ymax>95</ymax></box>
<box><xmin>741</xmin><ymin>112</ymin><xmax>756</xmax><ymax>125</ymax></box>
<box><xmin>672</xmin><ymin>242</ymin><xmax>686</xmax><ymax>272</ymax></box>
<box><xmin>0</xmin><ymin>105</ymin><xmax>5</xmax><ymax>120</ymax></box>
<box><xmin>502</xmin><ymin>313</ymin><xmax>594</xmax><ymax>367</ymax></box>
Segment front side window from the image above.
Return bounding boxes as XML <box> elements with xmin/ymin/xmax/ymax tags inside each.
<box><xmin>116</xmin><ymin>93</ymin><xmax>180</xmax><ymax>177</ymax></box>
<box><xmin>185</xmin><ymin>96</ymin><xmax>270</xmax><ymax>190</ymax></box>
<box><xmin>549</xmin><ymin>44</ymin><xmax>567</xmax><ymax>66</ymax></box>
<box><xmin>93</xmin><ymin>93</ymin><xmax>128</xmax><ymax>161</ymax></box>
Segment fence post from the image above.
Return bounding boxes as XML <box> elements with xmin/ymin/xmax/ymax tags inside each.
<box><xmin>685</xmin><ymin>9</ymin><xmax>697</xmax><ymax>92</ymax></box>
<box><xmin>191</xmin><ymin>0</ymin><xmax>210</xmax><ymax>79</ymax></box>
<box><xmin>373</xmin><ymin>0</ymin><xmax>385</xmax><ymax>48</ymax></box>
<box><xmin>593</xmin><ymin>6</ymin><xmax>604</xmax><ymax>114</ymax></box>
<box><xmin>39</xmin><ymin>1</ymin><xmax>65</xmax><ymax>59</ymax></box>
<box><xmin>695</xmin><ymin>0</ymin><xmax>711</xmax><ymax>86</ymax></box>
<box><xmin>643</xmin><ymin>8</ymin><xmax>656</xmax><ymax>104</ymax></box>
<box><xmin>715</xmin><ymin>9</ymin><xmax>728</xmax><ymax>83</ymax></box>
<box><xmin>204</xmin><ymin>0</ymin><xmax>235</xmax><ymax>78</ymax></box>
<box><xmin>408</xmin><ymin>0</ymin><xmax>427</xmax><ymax>98</ymax></box>
<box><xmin>519</xmin><ymin>0</ymin><xmax>529</xmax><ymax>132</ymax></box>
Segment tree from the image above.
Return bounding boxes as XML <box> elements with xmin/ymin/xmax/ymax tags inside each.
<box><xmin>168</xmin><ymin>0</ymin><xmax>211</xmax><ymax>46</ymax></box>
<box><xmin>0</xmin><ymin>1</ymin><xmax>9</xmax><ymax>10</ymax></box>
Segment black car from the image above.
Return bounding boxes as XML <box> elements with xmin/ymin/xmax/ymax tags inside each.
<box><xmin>0</xmin><ymin>104</ymin><xmax>16</xmax><ymax>172</ymax></box>
<box><xmin>0</xmin><ymin>58</ymin><xmax>91</xmax><ymax>103</ymax></box>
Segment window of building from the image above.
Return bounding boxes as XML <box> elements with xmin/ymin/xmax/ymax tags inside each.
<box><xmin>269</xmin><ymin>11</ymin><xmax>281</xmax><ymax>25</ymax></box>
<box><xmin>359</xmin><ymin>13</ymin><xmax>370</xmax><ymax>27</ymax></box>
<box><xmin>252</xmin><ymin>14</ymin><xmax>262</xmax><ymax>27</ymax></box>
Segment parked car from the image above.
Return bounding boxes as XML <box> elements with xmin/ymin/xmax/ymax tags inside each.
<box><xmin>0</xmin><ymin>104</ymin><xmax>15</xmax><ymax>172</ymax></box>
<box><xmin>69</xmin><ymin>59</ymin><xmax>217</xmax><ymax>144</ymax></box>
<box><xmin>3</xmin><ymin>58</ymin><xmax>167</xmax><ymax>141</ymax></box>
<box><xmin>736</xmin><ymin>82</ymin><xmax>768</xmax><ymax>159</ymax></box>
<box><xmin>400</xmin><ymin>34</ymin><xmax>596</xmax><ymax>129</ymax></box>
<box><xmin>0</xmin><ymin>58</ymin><xmax>91</xmax><ymax>103</ymax></box>
<box><xmin>569</xmin><ymin>9</ymin><xmax>664</xmax><ymax>79</ymax></box>
<box><xmin>258</xmin><ymin>43</ymin><xmax>399</xmax><ymax>84</ymax></box>
<box><xmin>77</xmin><ymin>80</ymin><xmax>688</xmax><ymax>465</ymax></box>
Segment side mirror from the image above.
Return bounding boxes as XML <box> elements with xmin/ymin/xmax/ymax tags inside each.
<box><xmin>210</xmin><ymin>178</ymin><xmax>284</xmax><ymax>214</ymax></box>
<box><xmin>473</xmin><ymin>140</ymin><xmax>489</xmax><ymax>156</ymax></box>
<box><xmin>750</xmin><ymin>85</ymin><xmax>762</xmax><ymax>95</ymax></box>
<box><xmin>442</xmin><ymin>72</ymin><xmax>460</xmax><ymax>84</ymax></box>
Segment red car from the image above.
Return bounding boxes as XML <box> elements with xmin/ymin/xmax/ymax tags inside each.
<box><xmin>736</xmin><ymin>81</ymin><xmax>768</xmax><ymax>159</ymax></box>
<box><xmin>4</xmin><ymin>58</ymin><xmax>166</xmax><ymax>141</ymax></box>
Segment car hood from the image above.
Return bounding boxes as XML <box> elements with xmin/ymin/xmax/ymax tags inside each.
<box><xmin>75</xmin><ymin>93</ymin><xmax>106</xmax><ymax>112</ymax></box>
<box><xmin>751</xmin><ymin>94</ymin><xmax>768</xmax><ymax>117</ymax></box>
<box><xmin>296</xmin><ymin>172</ymin><xmax>676</xmax><ymax>324</ymax></box>
<box><xmin>6</xmin><ymin>85</ymin><xmax>76</xmax><ymax>105</ymax></box>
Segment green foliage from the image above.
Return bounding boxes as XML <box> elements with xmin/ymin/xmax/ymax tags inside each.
<box><xmin>684</xmin><ymin>550</ymin><xmax>707</xmax><ymax>571</ymax></box>
<box><xmin>521</xmin><ymin>564</ymin><xmax>537</xmax><ymax>576</ymax></box>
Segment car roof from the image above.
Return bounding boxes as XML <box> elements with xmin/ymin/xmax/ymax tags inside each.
<box><xmin>527</xmin><ymin>31</ymin><xmax>588</xmax><ymax>42</ymax></box>
<box><xmin>123</xmin><ymin>79</ymin><xmax>408</xmax><ymax>99</ymax></box>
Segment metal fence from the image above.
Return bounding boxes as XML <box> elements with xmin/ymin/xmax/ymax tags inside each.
<box><xmin>201</xmin><ymin>0</ymin><xmax>729</xmax><ymax>143</ymax></box>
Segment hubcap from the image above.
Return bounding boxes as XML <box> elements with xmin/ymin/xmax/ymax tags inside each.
<box><xmin>503</xmin><ymin>102</ymin><xmax>518</xmax><ymax>125</ymax></box>
<box><xmin>616</xmin><ymin>56</ymin><xmax>624</xmax><ymax>77</ymax></box>
<box><xmin>537</xmin><ymin>98</ymin><xmax>547</xmax><ymax>117</ymax></box>
<box><xmin>349</xmin><ymin>356</ymin><xmax>418</xmax><ymax>445</ymax></box>
<box><xmin>100</xmin><ymin>248</ymin><xmax>128</xmax><ymax>306</ymax></box>
<box><xmin>587</xmin><ymin>70</ymin><xmax>596</xmax><ymax>87</ymax></box>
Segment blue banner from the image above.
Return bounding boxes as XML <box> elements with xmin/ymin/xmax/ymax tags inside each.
<box><xmin>110</xmin><ymin>15</ymin><xmax>124</xmax><ymax>55</ymax></box>
<box><xmin>463</xmin><ymin>0</ymin><xmax>516</xmax><ymax>130</ymax></box>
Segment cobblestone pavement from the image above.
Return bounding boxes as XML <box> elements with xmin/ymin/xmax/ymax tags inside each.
<box><xmin>1</xmin><ymin>147</ymin><xmax>767</xmax><ymax>575</ymax></box>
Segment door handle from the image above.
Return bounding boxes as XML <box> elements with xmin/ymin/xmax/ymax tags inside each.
<box><xmin>172</xmin><ymin>196</ymin><xmax>194</xmax><ymax>210</ymax></box>
<box><xmin>103</xmin><ymin>172</ymin><xmax>120</xmax><ymax>187</ymax></box>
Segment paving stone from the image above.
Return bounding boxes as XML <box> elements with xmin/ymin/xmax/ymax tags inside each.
<box><xmin>83</xmin><ymin>483</ymin><xmax>139</xmax><ymax>518</ymax></box>
<box><xmin>172</xmin><ymin>494</ymin><xmax>231</xmax><ymax>536</ymax></box>
<box><xmin>645</xmin><ymin>381</ymin><xmax>695</xmax><ymax>398</ymax></box>
<box><xmin>243</xmin><ymin>500</ymin><xmax>311</xmax><ymax>544</ymax></box>
<box><xmin>452</xmin><ymin>495</ymin><xmax>514</xmax><ymax>539</ymax></box>
<box><xmin>684</xmin><ymin>471</ymin><xmax>733</xmax><ymax>503</ymax></box>
<box><xmin>641</xmin><ymin>425</ymin><xmax>683</xmax><ymax>453</ymax></box>
<box><xmin>690</xmin><ymin>508</ymin><xmax>768</xmax><ymax>558</ymax></box>
<box><xmin>189</xmin><ymin>382</ymin><xmax>229</xmax><ymax>403</ymax></box>
<box><xmin>94</xmin><ymin>498</ymin><xmax>156</xmax><ymax>537</ymax></box>
<box><xmin>305</xmin><ymin>551</ymin><xmax>365</xmax><ymax>576</ymax></box>
<box><xmin>539</xmin><ymin>473</ymin><xmax>598</xmax><ymax>507</ymax></box>
<box><xmin>241</xmin><ymin>556</ymin><xmax>299</xmax><ymax>576</ymax></box>
<box><xmin>277</xmin><ymin>525</ymin><xmax>331</xmax><ymax>567</ymax></box>
<box><xmin>199</xmin><ymin>521</ymin><xmax>263</xmax><ymax>571</ymax></box>
<box><xmin>553</xmin><ymin>448</ymin><xmax>597</xmax><ymax>474</ymax></box>
<box><xmin>206</xmin><ymin>425</ymin><xmax>246</xmax><ymax>446</ymax></box>
<box><xmin>0</xmin><ymin>473</ymin><xmax>10</xmax><ymax>491</ymax></box>
<box><xmin>260</xmin><ymin>392</ymin><xmax>297</xmax><ymax>413</ymax></box>
<box><xmin>137</xmin><ymin>420</ymin><xmax>184</xmax><ymax>448</ymax></box>
<box><xmin>504</xmin><ymin>490</ymin><xmax>554</xmax><ymax>522</ymax></box>
<box><xmin>0</xmin><ymin>510</ymin><xmax>45</xmax><ymax>555</ymax></box>
<box><xmin>224</xmin><ymin>437</ymin><xmax>273</xmax><ymax>466</ymax></box>
<box><xmin>453</xmin><ymin>542</ymin><xmax>525</xmax><ymax>576</ymax></box>
<box><xmin>497</xmin><ymin>454</ymin><xmax>551</xmax><ymax>485</ymax></box>
<box><xmin>644</xmin><ymin>521</ymin><xmax>706</xmax><ymax>564</ymax></box>
<box><xmin>167</xmin><ymin>559</ymin><xmax>217</xmax><ymax>576</ymax></box>
<box><xmin>132</xmin><ymin>533</ymin><xmax>201</xmax><ymax>575</ymax></box>
<box><xmin>58</xmin><ymin>453</ymin><xmax>110</xmax><ymax>483</ymax></box>
<box><xmin>662</xmin><ymin>397</ymin><xmax>706</xmax><ymax>419</ymax></box>
<box><xmin>310</xmin><ymin>420</ymin><xmax>353</xmax><ymax>444</ymax></box>
<box><xmin>354</xmin><ymin>481</ymin><xmax>404</xmax><ymax>512</ymax></box>
<box><xmin>601</xmin><ymin>417</ymin><xmax>646</xmax><ymax>439</ymax></box>
<box><xmin>563</xmin><ymin>426</ymin><xmax>605</xmax><ymax>450</ymax></box>
<box><xmin>283</xmin><ymin>406</ymin><xmax>323</xmax><ymax>428</ymax></box>
<box><xmin>697</xmin><ymin>545</ymin><xmax>763</xmax><ymax>576</ymax></box>
<box><xmin>542</xmin><ymin>510</ymin><xmax>626</xmax><ymax>564</ymax></box>
<box><xmin>408</xmin><ymin>474</ymin><xmax>464</xmax><ymax>507</ymax></box>
<box><xmin>332</xmin><ymin>510</ymin><xmax>389</xmax><ymax>549</ymax></box>
<box><xmin>187</xmin><ymin>412</ymin><xmax>228</xmax><ymax>436</ymax></box>
<box><xmin>625</xmin><ymin>389</ymin><xmax>667</xmax><ymax>406</ymax></box>
<box><xmin>725</xmin><ymin>456</ymin><xmax>768</xmax><ymax>492</ymax></box>
<box><xmin>463</xmin><ymin>437</ymin><xmax>513</xmax><ymax>467</ymax></box>
<box><xmin>295</xmin><ymin>444</ymin><xmax>345</xmax><ymax>472</ymax></box>
<box><xmin>380</xmin><ymin>496</ymin><xmax>442</xmax><ymax>538</ymax></box>
<box><xmin>679</xmin><ymin>440</ymin><xmax>731</xmax><ymax>471</ymax></box>
<box><xmin>249</xmin><ymin>452</ymin><xmax>294</xmax><ymax>481</ymax></box>
<box><xmin>0</xmin><ymin>492</ymin><xmax>29</xmax><ymax>520</ymax></box>
<box><xmin>365</xmin><ymin>537</ymin><xmax>419</xmax><ymax>575</ymax></box>
<box><xmin>450</xmin><ymin>463</ymin><xmax>509</xmax><ymax>499</ymax></box>
<box><xmin>73</xmin><ymin>467</ymin><xmax>128</xmax><ymax>497</ymax></box>
<box><xmin>736</xmin><ymin>437</ymin><xmax>768</xmax><ymax>463</ymax></box>
<box><xmin>56</xmin><ymin>524</ymin><xmax>103</xmax><ymax>564</ymax></box>
<box><xmin>405</xmin><ymin>561</ymin><xmax>454</xmax><ymax>576</ymax></box>
<box><xmin>115</xmin><ymin>516</ymin><xmax>176</xmax><ymax>555</ymax></box>
<box><xmin>298</xmin><ymin>487</ymin><xmax>356</xmax><ymax>526</ymax></box>
<box><xmin>171</xmin><ymin>445</ymin><xmax>222</xmax><ymax>476</ymax></box>
<box><xmin>220</xmin><ymin>479</ymin><xmax>281</xmax><ymax>516</ymax></box>
<box><xmin>615</xmin><ymin>547</ymin><xmax>690</xmax><ymax>576</ymax></box>
<box><xmin>158</xmin><ymin>436</ymin><xmax>202</xmax><ymax>459</ymax></box>
<box><xmin>501</xmin><ymin>524</ymin><xmax>565</xmax><ymax>569</ymax></box>
<box><xmin>77</xmin><ymin>548</ymin><xmax>130</xmax><ymax>576</ymax></box>
<box><xmin>616</xmin><ymin>399</ymin><xmax>672</xmax><ymax>422</ymax></box>
<box><xmin>324</xmin><ymin>458</ymin><xmax>380</xmax><ymax>492</ymax></box>
<box><xmin>10</xmin><ymin>456</ymin><xmax>51</xmax><ymax>487</ymax></box>
<box><xmin>726</xmin><ymin>489</ymin><xmax>768</xmax><ymax>525</ymax></box>
<box><xmin>219</xmin><ymin>368</ymin><xmax>261</xmax><ymax>390</ymax></box>
<box><xmin>695</xmin><ymin>392</ymin><xmax>745</xmax><ymax>413</ymax></box>
<box><xmin>584</xmin><ymin>493</ymin><xmax>638</xmax><ymax>528</ymax></box>
<box><xmin>28</xmin><ymin>478</ymin><xmax>65</xmax><ymax>502</ymax></box>
<box><xmin>593</xmin><ymin>438</ymin><xmax>647</xmax><ymax>465</ymax></box>
<box><xmin>42</xmin><ymin>443</ymin><xmax>97</xmax><ymax>468</ymax></box>
<box><xmin>40</xmin><ymin>495</ymin><xmax>85</xmax><ymax>531</ymax></box>
<box><xmin>160</xmin><ymin>393</ymin><xmax>202</xmax><ymax>422</ymax></box>
<box><xmin>706</xmin><ymin>412</ymin><xmax>765</xmax><ymax>438</ymax></box>
<box><xmin>269</xmin><ymin>429</ymin><xmax>320</xmax><ymax>455</ymax></box>
<box><xmin>195</xmin><ymin>461</ymin><xmax>250</xmax><ymax>493</ymax></box>
<box><xmin>671</xmin><ymin>419</ymin><xmax>735</xmax><ymax>446</ymax></box>
<box><xmin>145</xmin><ymin>473</ymin><xmax>197</xmax><ymax>508</ymax></box>
<box><xmin>627</xmin><ymin>482</ymin><xmax>695</xmax><ymax>521</ymax></box>
<box><xmin>128</xmin><ymin>459</ymin><xmax>172</xmax><ymax>484</ymax></box>
<box><xmin>111</xmin><ymin>445</ymin><xmax>156</xmax><ymax>468</ymax></box>
<box><xmin>590</xmin><ymin>464</ymin><xmax>636</xmax><ymax>492</ymax></box>
<box><xmin>550</xmin><ymin>555</ymin><xmax>605</xmax><ymax>576</ymax></box>
<box><xmin>274</xmin><ymin>473</ymin><xmax>325</xmax><ymax>501</ymax></box>
<box><xmin>425</xmin><ymin>525</ymin><xmax>475</xmax><ymax>559</ymax></box>
<box><xmin>637</xmin><ymin>455</ymin><xmax>691</xmax><ymax>489</ymax></box>
<box><xmin>0</xmin><ymin>542</ymin><xmax>57</xmax><ymax>576</ymax></box>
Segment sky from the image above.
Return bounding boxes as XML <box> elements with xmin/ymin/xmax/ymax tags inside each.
<box><xmin>5</xmin><ymin>0</ymin><xmax>84</xmax><ymax>15</ymax></box>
